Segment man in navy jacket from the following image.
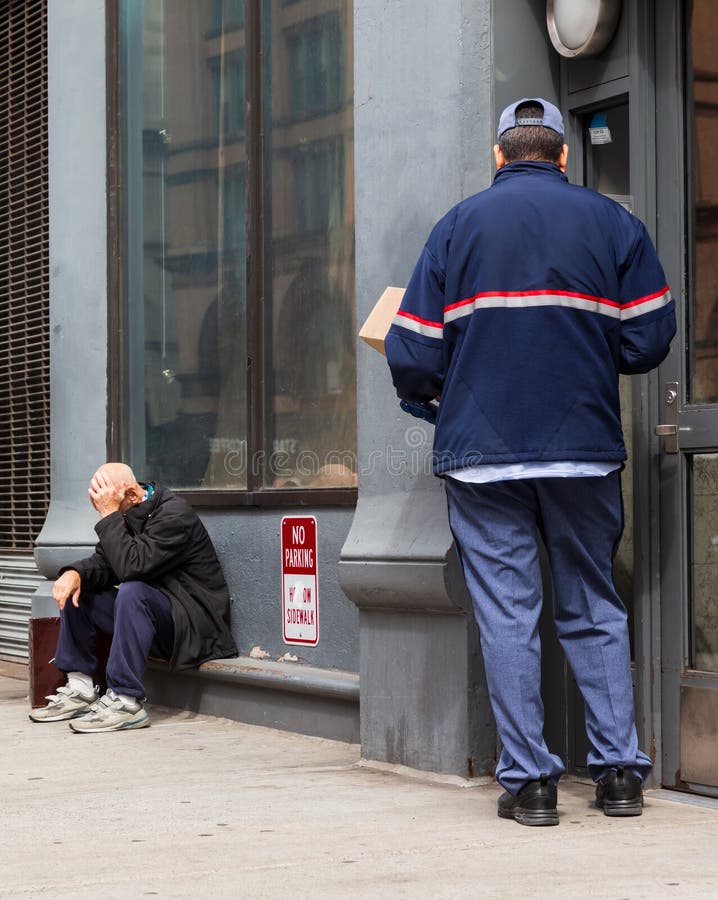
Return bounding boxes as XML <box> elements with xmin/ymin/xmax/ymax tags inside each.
<box><xmin>386</xmin><ymin>98</ymin><xmax>675</xmax><ymax>826</ymax></box>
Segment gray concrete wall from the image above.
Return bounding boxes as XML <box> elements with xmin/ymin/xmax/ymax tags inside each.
<box><xmin>205</xmin><ymin>508</ymin><xmax>357</xmax><ymax>670</ymax></box>
<box><xmin>493</xmin><ymin>0</ymin><xmax>560</xmax><ymax>113</ymax></box>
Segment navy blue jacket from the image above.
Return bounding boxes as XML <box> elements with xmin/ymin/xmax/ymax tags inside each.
<box><xmin>385</xmin><ymin>162</ymin><xmax>676</xmax><ymax>475</ymax></box>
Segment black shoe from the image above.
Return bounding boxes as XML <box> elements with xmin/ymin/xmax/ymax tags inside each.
<box><xmin>595</xmin><ymin>766</ymin><xmax>643</xmax><ymax>817</ymax></box>
<box><xmin>497</xmin><ymin>775</ymin><xmax>559</xmax><ymax>826</ymax></box>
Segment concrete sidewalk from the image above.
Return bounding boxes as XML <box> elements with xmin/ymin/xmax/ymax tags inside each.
<box><xmin>2</xmin><ymin>672</ymin><xmax>718</xmax><ymax>899</ymax></box>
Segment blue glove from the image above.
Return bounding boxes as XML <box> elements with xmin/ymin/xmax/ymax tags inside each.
<box><xmin>400</xmin><ymin>399</ymin><xmax>438</xmax><ymax>425</ymax></box>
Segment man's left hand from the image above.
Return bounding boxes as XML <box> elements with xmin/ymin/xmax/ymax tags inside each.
<box><xmin>89</xmin><ymin>469</ymin><xmax>125</xmax><ymax>517</ymax></box>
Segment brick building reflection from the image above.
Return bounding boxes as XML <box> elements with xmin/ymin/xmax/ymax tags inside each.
<box><xmin>138</xmin><ymin>0</ymin><xmax>355</xmax><ymax>489</ymax></box>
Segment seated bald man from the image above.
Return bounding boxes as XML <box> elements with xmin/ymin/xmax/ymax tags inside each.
<box><xmin>30</xmin><ymin>463</ymin><xmax>238</xmax><ymax>733</ymax></box>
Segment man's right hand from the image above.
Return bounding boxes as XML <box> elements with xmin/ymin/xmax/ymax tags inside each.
<box><xmin>52</xmin><ymin>570</ymin><xmax>81</xmax><ymax>611</ymax></box>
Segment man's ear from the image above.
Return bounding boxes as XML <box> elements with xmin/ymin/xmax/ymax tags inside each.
<box><xmin>493</xmin><ymin>144</ymin><xmax>507</xmax><ymax>170</ymax></box>
<box><xmin>558</xmin><ymin>143</ymin><xmax>569</xmax><ymax>173</ymax></box>
<box><xmin>125</xmin><ymin>484</ymin><xmax>143</xmax><ymax>506</ymax></box>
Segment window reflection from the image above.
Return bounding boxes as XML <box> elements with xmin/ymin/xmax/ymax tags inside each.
<box><xmin>690</xmin><ymin>0</ymin><xmax>718</xmax><ymax>403</ymax></box>
<box><xmin>691</xmin><ymin>454</ymin><xmax>718</xmax><ymax>672</ymax></box>
<box><xmin>120</xmin><ymin>0</ymin><xmax>356</xmax><ymax>490</ymax></box>
<box><xmin>264</xmin><ymin>2</ymin><xmax>356</xmax><ymax>489</ymax></box>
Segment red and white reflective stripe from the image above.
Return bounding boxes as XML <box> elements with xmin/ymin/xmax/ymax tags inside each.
<box><xmin>392</xmin><ymin>286</ymin><xmax>672</xmax><ymax>337</ymax></box>
<box><xmin>620</xmin><ymin>287</ymin><xmax>673</xmax><ymax>320</ymax></box>
<box><xmin>392</xmin><ymin>310</ymin><xmax>443</xmax><ymax>339</ymax></box>
<box><xmin>443</xmin><ymin>286</ymin><xmax>672</xmax><ymax>324</ymax></box>
<box><xmin>444</xmin><ymin>292</ymin><xmax>620</xmax><ymax>322</ymax></box>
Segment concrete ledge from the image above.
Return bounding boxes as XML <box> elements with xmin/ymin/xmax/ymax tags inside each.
<box><xmin>145</xmin><ymin>656</ymin><xmax>360</xmax><ymax>744</ymax></box>
<box><xmin>174</xmin><ymin>656</ymin><xmax>360</xmax><ymax>701</ymax></box>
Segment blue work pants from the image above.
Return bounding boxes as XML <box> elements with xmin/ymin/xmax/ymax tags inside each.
<box><xmin>445</xmin><ymin>472</ymin><xmax>653</xmax><ymax>795</ymax></box>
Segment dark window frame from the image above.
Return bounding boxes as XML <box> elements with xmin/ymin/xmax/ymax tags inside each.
<box><xmin>105</xmin><ymin>0</ymin><xmax>356</xmax><ymax>509</ymax></box>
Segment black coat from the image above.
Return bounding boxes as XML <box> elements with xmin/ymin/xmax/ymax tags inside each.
<box><xmin>67</xmin><ymin>484</ymin><xmax>238</xmax><ymax>670</ymax></box>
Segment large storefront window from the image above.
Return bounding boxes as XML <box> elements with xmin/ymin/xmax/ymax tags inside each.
<box><xmin>118</xmin><ymin>0</ymin><xmax>356</xmax><ymax>493</ymax></box>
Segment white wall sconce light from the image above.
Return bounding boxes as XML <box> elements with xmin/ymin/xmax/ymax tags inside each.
<box><xmin>547</xmin><ymin>0</ymin><xmax>622</xmax><ymax>58</ymax></box>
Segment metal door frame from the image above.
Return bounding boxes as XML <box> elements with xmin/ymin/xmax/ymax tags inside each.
<box><xmin>655</xmin><ymin>0</ymin><xmax>688</xmax><ymax>792</ymax></box>
<box><xmin>655</xmin><ymin>0</ymin><xmax>718</xmax><ymax>794</ymax></box>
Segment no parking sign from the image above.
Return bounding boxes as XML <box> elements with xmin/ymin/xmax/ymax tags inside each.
<box><xmin>281</xmin><ymin>516</ymin><xmax>318</xmax><ymax>646</ymax></box>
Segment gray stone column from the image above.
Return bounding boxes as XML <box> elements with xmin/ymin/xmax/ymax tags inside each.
<box><xmin>34</xmin><ymin>0</ymin><xmax>108</xmax><ymax>614</ymax></box>
<box><xmin>339</xmin><ymin>0</ymin><xmax>496</xmax><ymax>777</ymax></box>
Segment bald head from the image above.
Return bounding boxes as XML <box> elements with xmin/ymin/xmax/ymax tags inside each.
<box><xmin>94</xmin><ymin>462</ymin><xmax>140</xmax><ymax>490</ymax></box>
<box><xmin>88</xmin><ymin>462</ymin><xmax>145</xmax><ymax>516</ymax></box>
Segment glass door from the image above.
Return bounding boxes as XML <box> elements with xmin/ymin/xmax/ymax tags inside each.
<box><xmin>657</xmin><ymin>0</ymin><xmax>718</xmax><ymax>795</ymax></box>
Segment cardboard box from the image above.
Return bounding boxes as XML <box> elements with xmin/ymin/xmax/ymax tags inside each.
<box><xmin>358</xmin><ymin>286</ymin><xmax>405</xmax><ymax>355</ymax></box>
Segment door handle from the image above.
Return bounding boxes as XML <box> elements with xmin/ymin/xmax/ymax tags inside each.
<box><xmin>654</xmin><ymin>382</ymin><xmax>679</xmax><ymax>453</ymax></box>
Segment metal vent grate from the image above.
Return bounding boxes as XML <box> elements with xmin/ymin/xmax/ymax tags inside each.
<box><xmin>0</xmin><ymin>553</ymin><xmax>44</xmax><ymax>660</ymax></box>
<box><xmin>0</xmin><ymin>0</ymin><xmax>50</xmax><ymax>552</ymax></box>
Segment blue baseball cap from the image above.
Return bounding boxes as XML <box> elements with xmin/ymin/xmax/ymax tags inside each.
<box><xmin>497</xmin><ymin>98</ymin><xmax>564</xmax><ymax>140</ymax></box>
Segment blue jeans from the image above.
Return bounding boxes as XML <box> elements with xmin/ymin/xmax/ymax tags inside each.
<box><xmin>54</xmin><ymin>581</ymin><xmax>175</xmax><ymax>698</ymax></box>
<box><xmin>445</xmin><ymin>472</ymin><xmax>653</xmax><ymax>794</ymax></box>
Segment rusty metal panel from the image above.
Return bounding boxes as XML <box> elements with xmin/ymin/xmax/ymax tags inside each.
<box><xmin>680</xmin><ymin>684</ymin><xmax>718</xmax><ymax>786</ymax></box>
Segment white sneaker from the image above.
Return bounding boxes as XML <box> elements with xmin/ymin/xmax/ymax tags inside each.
<box><xmin>69</xmin><ymin>690</ymin><xmax>150</xmax><ymax>733</ymax></box>
<box><xmin>29</xmin><ymin>685</ymin><xmax>99</xmax><ymax>722</ymax></box>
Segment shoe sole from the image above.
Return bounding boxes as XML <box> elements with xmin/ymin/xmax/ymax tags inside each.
<box><xmin>29</xmin><ymin>707</ymin><xmax>92</xmax><ymax>723</ymax></box>
<box><xmin>597</xmin><ymin>797</ymin><xmax>643</xmax><ymax>817</ymax></box>
<box><xmin>498</xmin><ymin>807</ymin><xmax>559</xmax><ymax>826</ymax></box>
<box><xmin>69</xmin><ymin>713</ymin><xmax>150</xmax><ymax>734</ymax></box>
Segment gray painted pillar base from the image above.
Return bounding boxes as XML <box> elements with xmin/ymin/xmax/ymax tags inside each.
<box><xmin>359</xmin><ymin>608</ymin><xmax>494</xmax><ymax>777</ymax></box>
<box><xmin>340</xmin><ymin>491</ymin><xmax>496</xmax><ymax>778</ymax></box>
